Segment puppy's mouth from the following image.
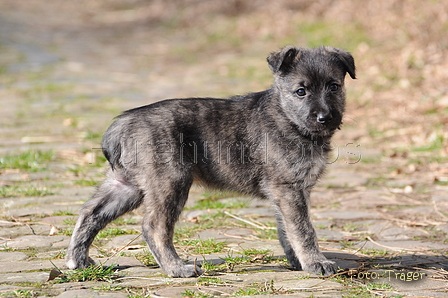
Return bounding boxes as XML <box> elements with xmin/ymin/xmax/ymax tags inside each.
<box><xmin>307</xmin><ymin>120</ymin><xmax>342</xmax><ymax>136</ymax></box>
<box><xmin>309</xmin><ymin>129</ymin><xmax>334</xmax><ymax>137</ymax></box>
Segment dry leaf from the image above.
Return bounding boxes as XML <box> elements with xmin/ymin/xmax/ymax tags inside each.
<box><xmin>49</xmin><ymin>225</ymin><xmax>59</xmax><ymax>236</ymax></box>
<box><xmin>48</xmin><ymin>268</ymin><xmax>63</xmax><ymax>281</ymax></box>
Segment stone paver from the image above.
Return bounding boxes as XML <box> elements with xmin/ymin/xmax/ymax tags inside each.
<box><xmin>54</xmin><ymin>290</ymin><xmax>128</xmax><ymax>298</ymax></box>
<box><xmin>1</xmin><ymin>1</ymin><xmax>448</xmax><ymax>297</ymax></box>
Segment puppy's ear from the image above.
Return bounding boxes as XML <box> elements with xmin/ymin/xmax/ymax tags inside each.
<box><xmin>267</xmin><ymin>46</ymin><xmax>300</xmax><ymax>74</ymax></box>
<box><xmin>323</xmin><ymin>46</ymin><xmax>356</xmax><ymax>79</ymax></box>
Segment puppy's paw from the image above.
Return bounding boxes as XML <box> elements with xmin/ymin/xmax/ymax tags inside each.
<box><xmin>302</xmin><ymin>259</ymin><xmax>337</xmax><ymax>276</ymax></box>
<box><xmin>285</xmin><ymin>255</ymin><xmax>302</xmax><ymax>271</ymax></box>
<box><xmin>66</xmin><ymin>256</ymin><xmax>95</xmax><ymax>270</ymax></box>
<box><xmin>166</xmin><ymin>264</ymin><xmax>203</xmax><ymax>278</ymax></box>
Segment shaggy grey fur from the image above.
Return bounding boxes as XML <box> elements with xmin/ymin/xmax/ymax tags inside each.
<box><xmin>66</xmin><ymin>46</ymin><xmax>356</xmax><ymax>277</ymax></box>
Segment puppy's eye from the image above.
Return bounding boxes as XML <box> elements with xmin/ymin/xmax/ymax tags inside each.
<box><xmin>296</xmin><ymin>88</ymin><xmax>306</xmax><ymax>97</ymax></box>
<box><xmin>329</xmin><ymin>84</ymin><xmax>339</xmax><ymax>91</ymax></box>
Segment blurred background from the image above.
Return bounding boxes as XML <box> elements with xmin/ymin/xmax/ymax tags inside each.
<box><xmin>0</xmin><ymin>0</ymin><xmax>447</xmax><ymax>195</ymax></box>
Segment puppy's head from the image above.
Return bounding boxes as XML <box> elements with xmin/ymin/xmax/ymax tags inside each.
<box><xmin>267</xmin><ymin>46</ymin><xmax>356</xmax><ymax>137</ymax></box>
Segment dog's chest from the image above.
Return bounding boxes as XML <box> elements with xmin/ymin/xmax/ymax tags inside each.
<box><xmin>308</xmin><ymin>154</ymin><xmax>327</xmax><ymax>178</ymax></box>
<box><xmin>290</xmin><ymin>142</ymin><xmax>328</xmax><ymax>187</ymax></box>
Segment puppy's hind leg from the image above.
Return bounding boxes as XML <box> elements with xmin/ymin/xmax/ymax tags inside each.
<box><xmin>66</xmin><ymin>169</ymin><xmax>143</xmax><ymax>269</ymax></box>
<box><xmin>141</xmin><ymin>174</ymin><xmax>202</xmax><ymax>278</ymax></box>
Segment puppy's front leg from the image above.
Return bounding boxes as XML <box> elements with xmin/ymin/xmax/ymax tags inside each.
<box><xmin>272</xmin><ymin>187</ymin><xmax>336</xmax><ymax>276</ymax></box>
<box><xmin>275</xmin><ymin>213</ymin><xmax>301</xmax><ymax>270</ymax></box>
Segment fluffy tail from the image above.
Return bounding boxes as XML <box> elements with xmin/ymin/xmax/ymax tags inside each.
<box><xmin>101</xmin><ymin>117</ymin><xmax>127</xmax><ymax>170</ymax></box>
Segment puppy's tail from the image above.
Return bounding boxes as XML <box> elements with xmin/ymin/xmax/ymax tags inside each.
<box><xmin>101</xmin><ymin>116</ymin><xmax>127</xmax><ymax>170</ymax></box>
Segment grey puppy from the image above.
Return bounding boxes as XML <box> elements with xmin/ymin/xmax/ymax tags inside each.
<box><xmin>66</xmin><ymin>46</ymin><xmax>355</xmax><ymax>277</ymax></box>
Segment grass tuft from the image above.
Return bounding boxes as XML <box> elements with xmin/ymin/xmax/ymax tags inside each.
<box><xmin>0</xmin><ymin>150</ymin><xmax>55</xmax><ymax>172</ymax></box>
<box><xmin>176</xmin><ymin>238</ymin><xmax>227</xmax><ymax>254</ymax></box>
<box><xmin>54</xmin><ymin>264</ymin><xmax>120</xmax><ymax>283</ymax></box>
<box><xmin>135</xmin><ymin>250</ymin><xmax>157</xmax><ymax>266</ymax></box>
<box><xmin>96</xmin><ymin>227</ymin><xmax>139</xmax><ymax>240</ymax></box>
<box><xmin>0</xmin><ymin>186</ymin><xmax>55</xmax><ymax>198</ymax></box>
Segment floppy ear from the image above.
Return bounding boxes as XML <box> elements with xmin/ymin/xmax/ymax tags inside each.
<box><xmin>323</xmin><ymin>46</ymin><xmax>356</xmax><ymax>79</ymax></box>
<box><xmin>267</xmin><ymin>46</ymin><xmax>301</xmax><ymax>74</ymax></box>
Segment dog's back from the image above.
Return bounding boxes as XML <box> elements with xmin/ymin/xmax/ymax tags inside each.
<box><xmin>101</xmin><ymin>92</ymin><xmax>277</xmax><ymax>195</ymax></box>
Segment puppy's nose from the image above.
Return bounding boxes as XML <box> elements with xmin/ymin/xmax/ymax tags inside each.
<box><xmin>317</xmin><ymin>112</ymin><xmax>332</xmax><ymax>124</ymax></box>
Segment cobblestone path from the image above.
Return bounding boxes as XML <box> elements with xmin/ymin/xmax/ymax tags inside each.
<box><xmin>1</xmin><ymin>2</ymin><xmax>447</xmax><ymax>297</ymax></box>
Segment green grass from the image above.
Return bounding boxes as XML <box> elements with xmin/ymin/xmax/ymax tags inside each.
<box><xmin>96</xmin><ymin>227</ymin><xmax>139</xmax><ymax>240</ymax></box>
<box><xmin>196</xmin><ymin>276</ymin><xmax>225</xmax><ymax>286</ymax></box>
<box><xmin>61</xmin><ymin>226</ymin><xmax>138</xmax><ymax>240</ymax></box>
<box><xmin>92</xmin><ymin>285</ymin><xmax>124</xmax><ymax>291</ymax></box>
<box><xmin>74</xmin><ymin>178</ymin><xmax>98</xmax><ymax>186</ymax></box>
<box><xmin>174</xmin><ymin>211</ymin><xmax>230</xmax><ymax>239</ymax></box>
<box><xmin>61</xmin><ymin>220</ymin><xmax>140</xmax><ymax>240</ymax></box>
<box><xmin>82</xmin><ymin>130</ymin><xmax>104</xmax><ymax>144</ymax></box>
<box><xmin>52</xmin><ymin>210</ymin><xmax>76</xmax><ymax>216</ymax></box>
<box><xmin>359</xmin><ymin>155</ymin><xmax>382</xmax><ymax>164</ymax></box>
<box><xmin>0</xmin><ymin>149</ymin><xmax>55</xmax><ymax>172</ymax></box>
<box><xmin>218</xmin><ymin>248</ymin><xmax>285</xmax><ymax>271</ymax></box>
<box><xmin>340</xmin><ymin>240</ymin><xmax>356</xmax><ymax>250</ymax></box>
<box><xmin>182</xmin><ymin>289</ymin><xmax>213</xmax><ymax>298</ymax></box>
<box><xmin>435</xmin><ymin>180</ymin><xmax>448</xmax><ymax>186</ymax></box>
<box><xmin>291</xmin><ymin>21</ymin><xmax>370</xmax><ymax>52</ymax></box>
<box><xmin>218</xmin><ymin>56</ymin><xmax>273</xmax><ymax>88</ymax></box>
<box><xmin>364</xmin><ymin>176</ymin><xmax>388</xmax><ymax>188</ymax></box>
<box><xmin>135</xmin><ymin>250</ymin><xmax>157</xmax><ymax>266</ymax></box>
<box><xmin>407</xmin><ymin>155</ymin><xmax>448</xmax><ymax>166</ymax></box>
<box><xmin>412</xmin><ymin>132</ymin><xmax>445</xmax><ymax>152</ymax></box>
<box><xmin>2</xmin><ymin>289</ymin><xmax>36</xmax><ymax>298</ymax></box>
<box><xmin>342</xmin><ymin>222</ymin><xmax>360</xmax><ymax>232</ymax></box>
<box><xmin>234</xmin><ymin>280</ymin><xmax>277</xmax><ymax>296</ymax></box>
<box><xmin>200</xmin><ymin>259</ymin><xmax>223</xmax><ymax>272</ymax></box>
<box><xmin>0</xmin><ymin>246</ymin><xmax>38</xmax><ymax>258</ymax></box>
<box><xmin>360</xmin><ymin>249</ymin><xmax>389</xmax><ymax>257</ymax></box>
<box><xmin>367</xmin><ymin>282</ymin><xmax>393</xmax><ymax>291</ymax></box>
<box><xmin>0</xmin><ymin>185</ymin><xmax>55</xmax><ymax>198</ymax></box>
<box><xmin>12</xmin><ymin>282</ymin><xmax>47</xmax><ymax>289</ymax></box>
<box><xmin>62</xmin><ymin>218</ymin><xmax>77</xmax><ymax>225</ymax></box>
<box><xmin>234</xmin><ymin>288</ymin><xmax>261</xmax><ymax>296</ymax></box>
<box><xmin>201</xmin><ymin>190</ymin><xmax>242</xmax><ymax>200</ymax></box>
<box><xmin>21</xmin><ymin>82</ymin><xmax>73</xmax><ymax>99</ymax></box>
<box><xmin>176</xmin><ymin>238</ymin><xmax>227</xmax><ymax>255</ymax></box>
<box><xmin>199</xmin><ymin>248</ymin><xmax>286</xmax><ymax>274</ymax></box>
<box><xmin>254</xmin><ymin>224</ymin><xmax>278</xmax><ymax>240</ymax></box>
<box><xmin>174</xmin><ymin>211</ymin><xmax>277</xmax><ymax>245</ymax></box>
<box><xmin>54</xmin><ymin>264</ymin><xmax>119</xmax><ymax>283</ymax></box>
<box><xmin>51</xmin><ymin>250</ymin><xmax>66</xmax><ymax>260</ymax></box>
<box><xmin>127</xmin><ymin>290</ymin><xmax>154</xmax><ymax>298</ymax></box>
<box><xmin>188</xmin><ymin>196</ymin><xmax>249</xmax><ymax>210</ymax></box>
<box><xmin>242</xmin><ymin>248</ymin><xmax>277</xmax><ymax>262</ymax></box>
<box><xmin>59</xmin><ymin>227</ymin><xmax>73</xmax><ymax>236</ymax></box>
<box><xmin>220</xmin><ymin>254</ymin><xmax>248</xmax><ymax>269</ymax></box>
<box><xmin>111</xmin><ymin>217</ymin><xmax>138</xmax><ymax>225</ymax></box>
